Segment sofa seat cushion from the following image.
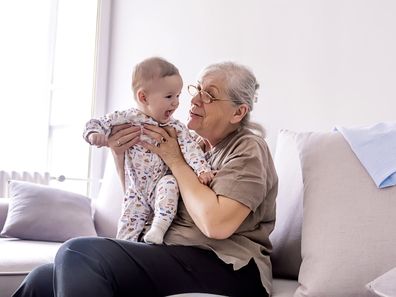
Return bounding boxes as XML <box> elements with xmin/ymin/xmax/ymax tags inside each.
<box><xmin>168</xmin><ymin>279</ymin><xmax>298</xmax><ymax>297</ymax></box>
<box><xmin>0</xmin><ymin>238</ymin><xmax>61</xmax><ymax>296</ymax></box>
<box><xmin>271</xmin><ymin>278</ymin><xmax>299</xmax><ymax>297</ymax></box>
<box><xmin>0</xmin><ymin>238</ymin><xmax>61</xmax><ymax>274</ymax></box>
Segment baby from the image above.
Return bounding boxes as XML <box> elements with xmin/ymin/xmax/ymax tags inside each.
<box><xmin>83</xmin><ymin>57</ymin><xmax>212</xmax><ymax>244</ymax></box>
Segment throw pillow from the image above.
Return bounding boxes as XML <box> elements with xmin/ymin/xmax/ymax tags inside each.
<box><xmin>294</xmin><ymin>131</ymin><xmax>396</xmax><ymax>297</ymax></box>
<box><xmin>270</xmin><ymin>129</ymin><xmax>303</xmax><ymax>279</ymax></box>
<box><xmin>1</xmin><ymin>180</ymin><xmax>97</xmax><ymax>242</ymax></box>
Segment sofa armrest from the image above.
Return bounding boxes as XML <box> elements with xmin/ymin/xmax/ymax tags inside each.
<box><xmin>0</xmin><ymin>198</ymin><xmax>9</xmax><ymax>231</ymax></box>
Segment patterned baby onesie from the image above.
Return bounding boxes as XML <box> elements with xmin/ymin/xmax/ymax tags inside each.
<box><xmin>83</xmin><ymin>108</ymin><xmax>211</xmax><ymax>243</ymax></box>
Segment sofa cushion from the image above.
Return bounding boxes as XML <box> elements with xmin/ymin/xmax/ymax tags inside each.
<box><xmin>0</xmin><ymin>238</ymin><xmax>61</xmax><ymax>274</ymax></box>
<box><xmin>270</xmin><ymin>130</ymin><xmax>303</xmax><ymax>279</ymax></box>
<box><xmin>1</xmin><ymin>180</ymin><xmax>97</xmax><ymax>242</ymax></box>
<box><xmin>294</xmin><ymin>131</ymin><xmax>396</xmax><ymax>297</ymax></box>
<box><xmin>168</xmin><ymin>279</ymin><xmax>298</xmax><ymax>297</ymax></box>
<box><xmin>366</xmin><ymin>267</ymin><xmax>396</xmax><ymax>297</ymax></box>
<box><xmin>271</xmin><ymin>278</ymin><xmax>299</xmax><ymax>297</ymax></box>
<box><xmin>0</xmin><ymin>238</ymin><xmax>61</xmax><ymax>297</ymax></box>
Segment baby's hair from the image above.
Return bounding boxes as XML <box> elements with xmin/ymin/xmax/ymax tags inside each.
<box><xmin>132</xmin><ymin>57</ymin><xmax>180</xmax><ymax>98</ymax></box>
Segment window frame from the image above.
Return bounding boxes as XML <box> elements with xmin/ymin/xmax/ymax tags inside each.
<box><xmin>88</xmin><ymin>0</ymin><xmax>112</xmax><ymax>198</ymax></box>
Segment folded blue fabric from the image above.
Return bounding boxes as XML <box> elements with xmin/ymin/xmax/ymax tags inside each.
<box><xmin>335</xmin><ymin>122</ymin><xmax>396</xmax><ymax>188</ymax></box>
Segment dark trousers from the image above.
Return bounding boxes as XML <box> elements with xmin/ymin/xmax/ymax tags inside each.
<box><xmin>13</xmin><ymin>237</ymin><xmax>268</xmax><ymax>297</ymax></box>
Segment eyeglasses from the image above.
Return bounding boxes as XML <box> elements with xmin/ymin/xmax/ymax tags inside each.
<box><xmin>187</xmin><ymin>84</ymin><xmax>229</xmax><ymax>104</ymax></box>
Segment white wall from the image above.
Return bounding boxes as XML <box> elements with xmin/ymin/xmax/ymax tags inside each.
<box><xmin>105</xmin><ymin>0</ymin><xmax>396</xmax><ymax>152</ymax></box>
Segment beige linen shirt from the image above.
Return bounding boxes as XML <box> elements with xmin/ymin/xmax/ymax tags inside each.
<box><xmin>164</xmin><ymin>127</ymin><xmax>278</xmax><ymax>295</ymax></box>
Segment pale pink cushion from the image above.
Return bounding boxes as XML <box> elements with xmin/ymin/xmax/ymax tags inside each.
<box><xmin>1</xmin><ymin>181</ymin><xmax>97</xmax><ymax>242</ymax></box>
<box><xmin>294</xmin><ymin>131</ymin><xmax>396</xmax><ymax>297</ymax></box>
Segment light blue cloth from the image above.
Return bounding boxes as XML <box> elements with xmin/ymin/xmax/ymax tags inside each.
<box><xmin>335</xmin><ymin>122</ymin><xmax>396</xmax><ymax>188</ymax></box>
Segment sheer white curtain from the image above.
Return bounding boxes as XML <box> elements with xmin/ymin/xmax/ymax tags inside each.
<box><xmin>0</xmin><ymin>1</ymin><xmax>52</xmax><ymax>173</ymax></box>
<box><xmin>0</xmin><ymin>0</ymin><xmax>98</xmax><ymax>195</ymax></box>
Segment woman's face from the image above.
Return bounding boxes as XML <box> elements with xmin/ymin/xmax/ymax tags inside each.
<box><xmin>187</xmin><ymin>73</ymin><xmax>238</xmax><ymax>145</ymax></box>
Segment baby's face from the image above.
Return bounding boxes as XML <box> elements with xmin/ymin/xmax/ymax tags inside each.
<box><xmin>142</xmin><ymin>75</ymin><xmax>182</xmax><ymax>124</ymax></box>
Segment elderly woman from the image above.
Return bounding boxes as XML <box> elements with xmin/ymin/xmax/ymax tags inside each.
<box><xmin>13</xmin><ymin>62</ymin><xmax>278</xmax><ymax>297</ymax></box>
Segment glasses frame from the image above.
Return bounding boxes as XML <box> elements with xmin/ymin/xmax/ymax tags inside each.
<box><xmin>187</xmin><ymin>84</ymin><xmax>229</xmax><ymax>104</ymax></box>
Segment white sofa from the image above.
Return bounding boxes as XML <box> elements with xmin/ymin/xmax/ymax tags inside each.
<box><xmin>1</xmin><ymin>130</ymin><xmax>395</xmax><ymax>297</ymax></box>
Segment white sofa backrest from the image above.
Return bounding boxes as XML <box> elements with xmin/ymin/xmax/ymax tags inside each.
<box><xmin>0</xmin><ymin>199</ymin><xmax>8</xmax><ymax>231</ymax></box>
<box><xmin>93</xmin><ymin>155</ymin><xmax>124</xmax><ymax>238</ymax></box>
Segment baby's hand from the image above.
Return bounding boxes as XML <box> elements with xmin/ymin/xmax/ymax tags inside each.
<box><xmin>198</xmin><ymin>171</ymin><xmax>215</xmax><ymax>185</ymax></box>
<box><xmin>88</xmin><ymin>133</ymin><xmax>108</xmax><ymax>148</ymax></box>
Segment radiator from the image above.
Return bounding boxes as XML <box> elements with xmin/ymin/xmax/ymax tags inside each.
<box><xmin>0</xmin><ymin>170</ymin><xmax>51</xmax><ymax>197</ymax></box>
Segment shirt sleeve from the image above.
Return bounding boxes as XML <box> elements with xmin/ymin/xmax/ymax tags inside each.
<box><xmin>210</xmin><ymin>135</ymin><xmax>274</xmax><ymax>212</ymax></box>
<box><xmin>82</xmin><ymin>108</ymin><xmax>139</xmax><ymax>143</ymax></box>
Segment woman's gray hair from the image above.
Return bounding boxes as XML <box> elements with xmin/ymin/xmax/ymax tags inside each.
<box><xmin>199</xmin><ymin>62</ymin><xmax>265</xmax><ymax>137</ymax></box>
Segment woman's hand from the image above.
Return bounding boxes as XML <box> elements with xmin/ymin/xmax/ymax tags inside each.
<box><xmin>141</xmin><ymin>124</ymin><xmax>186</xmax><ymax>170</ymax></box>
<box><xmin>108</xmin><ymin>124</ymin><xmax>141</xmax><ymax>154</ymax></box>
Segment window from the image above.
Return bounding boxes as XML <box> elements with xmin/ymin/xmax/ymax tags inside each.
<box><xmin>0</xmin><ymin>0</ymin><xmax>100</xmax><ymax>196</ymax></box>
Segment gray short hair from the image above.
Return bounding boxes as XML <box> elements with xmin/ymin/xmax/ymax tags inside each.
<box><xmin>199</xmin><ymin>62</ymin><xmax>265</xmax><ymax>136</ymax></box>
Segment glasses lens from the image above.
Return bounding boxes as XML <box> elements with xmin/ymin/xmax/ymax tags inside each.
<box><xmin>188</xmin><ymin>85</ymin><xmax>213</xmax><ymax>103</ymax></box>
<box><xmin>200</xmin><ymin>90</ymin><xmax>213</xmax><ymax>103</ymax></box>
<box><xmin>188</xmin><ymin>85</ymin><xmax>198</xmax><ymax>96</ymax></box>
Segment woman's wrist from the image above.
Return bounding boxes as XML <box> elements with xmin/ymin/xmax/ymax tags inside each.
<box><xmin>167</xmin><ymin>158</ymin><xmax>188</xmax><ymax>174</ymax></box>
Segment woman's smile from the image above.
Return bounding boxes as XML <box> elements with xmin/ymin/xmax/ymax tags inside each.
<box><xmin>189</xmin><ymin>108</ymin><xmax>203</xmax><ymax>118</ymax></box>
